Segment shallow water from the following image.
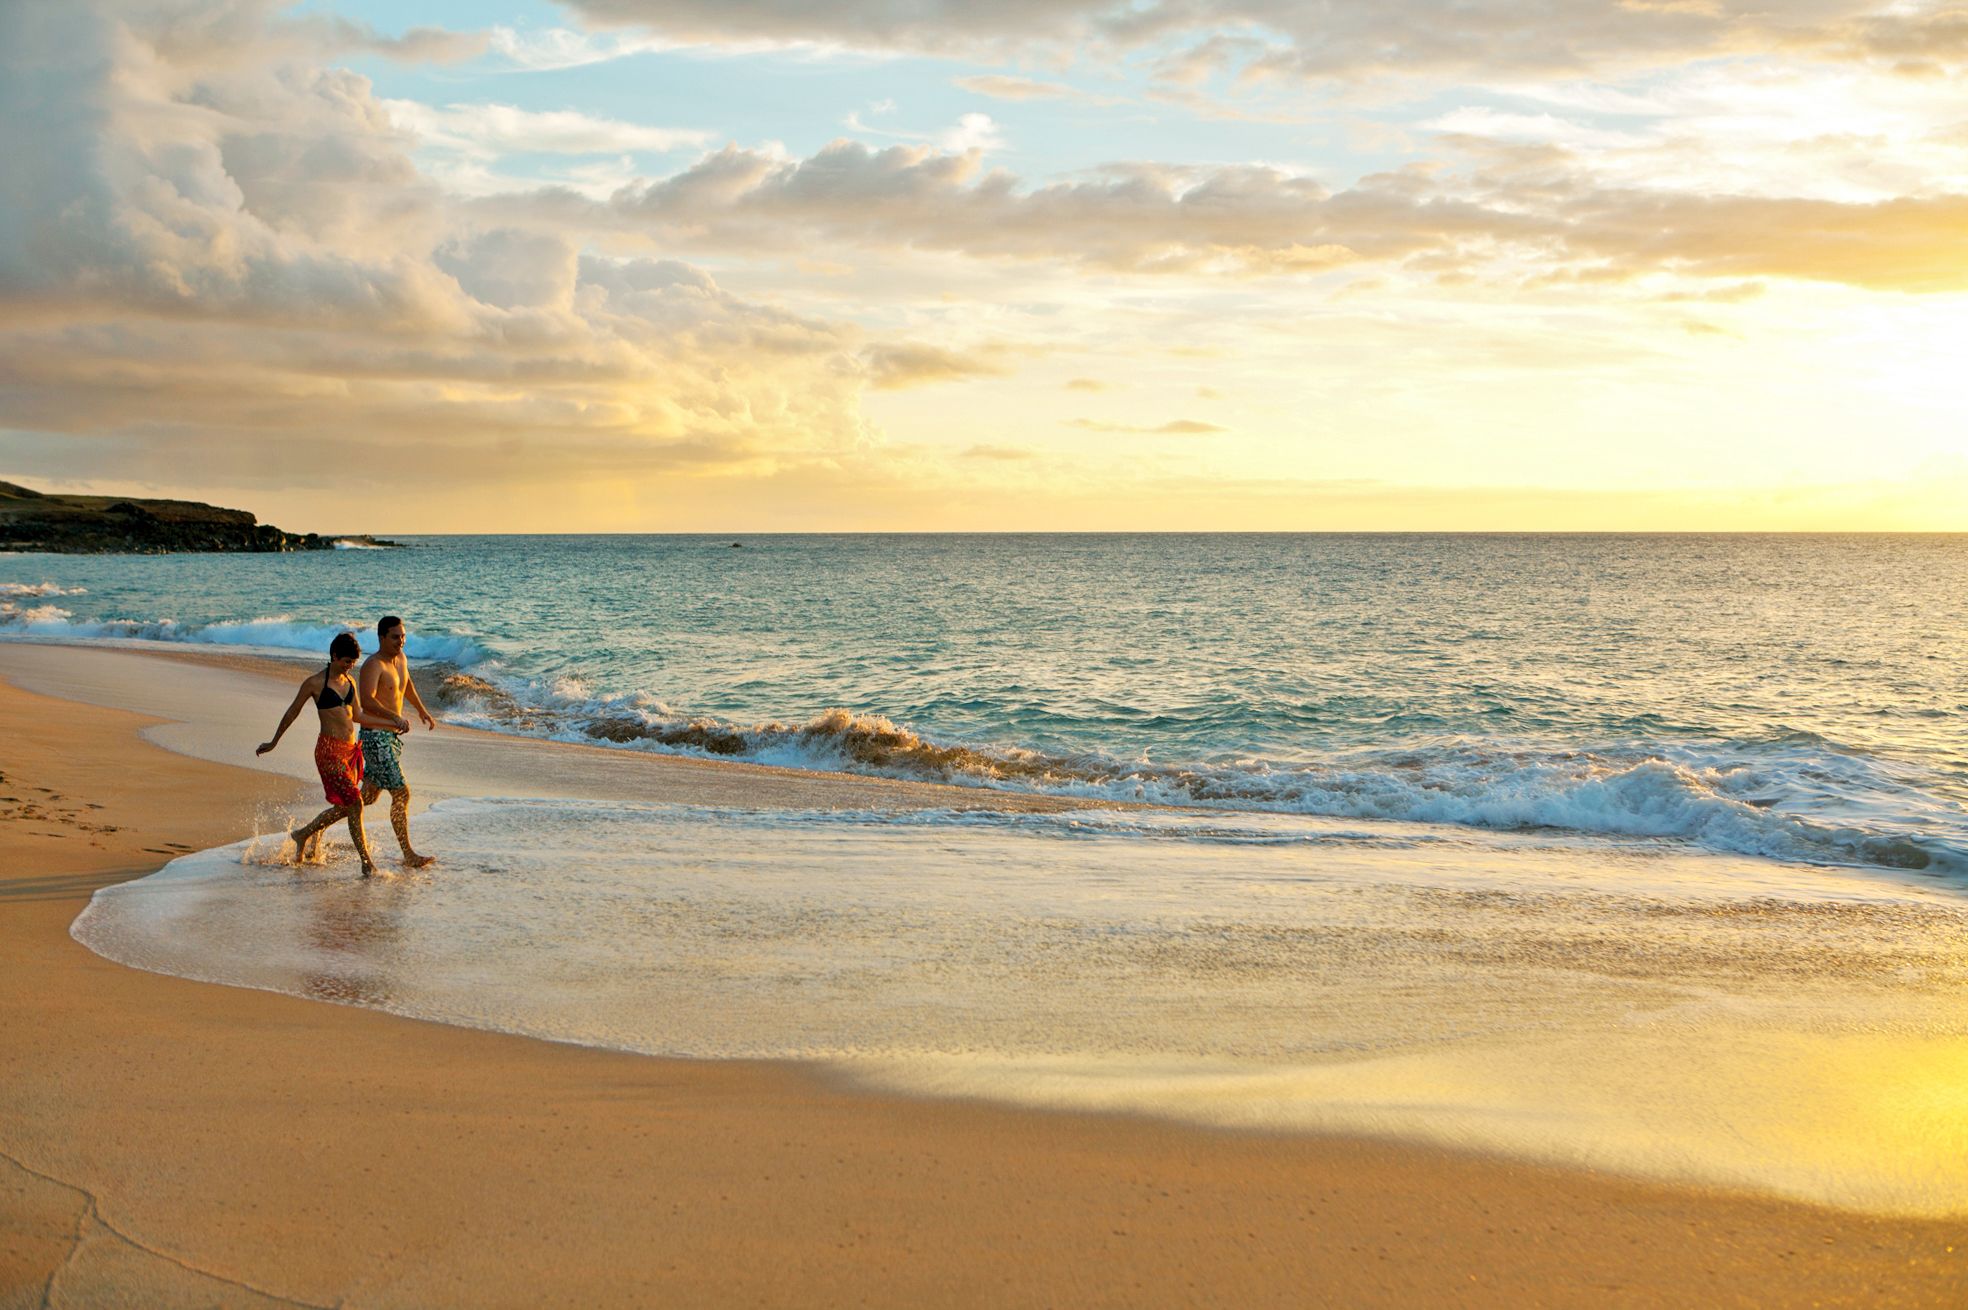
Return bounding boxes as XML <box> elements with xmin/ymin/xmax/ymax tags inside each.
<box><xmin>72</xmin><ymin>798</ymin><xmax>1968</xmax><ymax>1214</ymax></box>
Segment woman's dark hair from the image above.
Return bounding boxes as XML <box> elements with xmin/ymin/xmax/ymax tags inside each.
<box><xmin>329</xmin><ymin>632</ymin><xmax>361</xmax><ymax>660</ymax></box>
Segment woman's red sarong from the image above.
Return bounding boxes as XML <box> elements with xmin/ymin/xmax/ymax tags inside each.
<box><xmin>313</xmin><ymin>734</ymin><xmax>364</xmax><ymax>807</ymax></box>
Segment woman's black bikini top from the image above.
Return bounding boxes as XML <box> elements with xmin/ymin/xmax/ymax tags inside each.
<box><xmin>316</xmin><ymin>666</ymin><xmax>354</xmax><ymax>710</ymax></box>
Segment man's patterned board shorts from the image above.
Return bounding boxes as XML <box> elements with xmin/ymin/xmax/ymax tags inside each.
<box><xmin>359</xmin><ymin>728</ymin><xmax>407</xmax><ymax>792</ymax></box>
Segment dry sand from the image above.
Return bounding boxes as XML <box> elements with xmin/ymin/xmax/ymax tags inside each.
<box><xmin>1</xmin><ymin>644</ymin><xmax>1963</xmax><ymax>1308</ymax></box>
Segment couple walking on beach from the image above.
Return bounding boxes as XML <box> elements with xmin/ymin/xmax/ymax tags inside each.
<box><xmin>256</xmin><ymin>616</ymin><xmax>439</xmax><ymax>877</ymax></box>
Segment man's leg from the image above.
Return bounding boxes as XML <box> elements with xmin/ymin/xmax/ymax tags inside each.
<box><xmin>386</xmin><ymin>786</ymin><xmax>434</xmax><ymax>867</ymax></box>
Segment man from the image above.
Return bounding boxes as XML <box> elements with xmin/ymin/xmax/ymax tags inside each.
<box><xmin>358</xmin><ymin>615</ymin><xmax>439</xmax><ymax>868</ymax></box>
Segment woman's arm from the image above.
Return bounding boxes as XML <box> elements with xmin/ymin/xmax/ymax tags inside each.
<box><xmin>256</xmin><ymin>681</ymin><xmax>316</xmax><ymax>755</ymax></box>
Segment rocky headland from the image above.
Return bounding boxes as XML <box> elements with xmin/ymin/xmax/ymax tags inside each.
<box><xmin>0</xmin><ymin>481</ymin><xmax>398</xmax><ymax>554</ymax></box>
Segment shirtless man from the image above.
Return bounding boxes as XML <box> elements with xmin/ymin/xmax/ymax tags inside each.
<box><xmin>358</xmin><ymin>615</ymin><xmax>439</xmax><ymax>868</ymax></box>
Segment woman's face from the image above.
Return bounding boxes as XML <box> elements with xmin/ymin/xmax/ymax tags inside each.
<box><xmin>330</xmin><ymin>653</ymin><xmax>358</xmax><ymax>676</ymax></box>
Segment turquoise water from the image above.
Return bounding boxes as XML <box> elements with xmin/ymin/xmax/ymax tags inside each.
<box><xmin>7</xmin><ymin>533</ymin><xmax>1967</xmax><ymax>876</ymax></box>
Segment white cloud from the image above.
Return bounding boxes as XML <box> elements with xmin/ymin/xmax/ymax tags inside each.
<box><xmin>939</xmin><ymin>112</ymin><xmax>1006</xmax><ymax>153</ymax></box>
<box><xmin>487</xmin><ymin>25</ymin><xmax>675</xmax><ymax>70</ymax></box>
<box><xmin>841</xmin><ymin>111</ymin><xmax>1009</xmax><ymax>155</ymax></box>
<box><xmin>383</xmin><ymin>99</ymin><xmax>710</xmax><ymax>196</ymax></box>
<box><xmin>955</xmin><ymin>74</ymin><xmax>1128</xmax><ymax>106</ymax></box>
<box><xmin>386</xmin><ymin>101</ymin><xmax>710</xmax><ymax>158</ymax></box>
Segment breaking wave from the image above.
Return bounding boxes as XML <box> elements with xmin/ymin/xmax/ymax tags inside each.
<box><xmin>0</xmin><ymin>581</ymin><xmax>86</xmax><ymax>597</ymax></box>
<box><xmin>424</xmin><ymin>672</ymin><xmax>1968</xmax><ymax>879</ymax></box>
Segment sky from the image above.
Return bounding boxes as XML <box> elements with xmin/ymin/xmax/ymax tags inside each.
<box><xmin>2</xmin><ymin>0</ymin><xmax>1966</xmax><ymax>532</ymax></box>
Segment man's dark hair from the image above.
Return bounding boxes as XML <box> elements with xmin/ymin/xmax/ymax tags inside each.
<box><xmin>329</xmin><ymin>632</ymin><xmax>361</xmax><ymax>660</ymax></box>
<box><xmin>378</xmin><ymin>615</ymin><xmax>403</xmax><ymax>640</ymax></box>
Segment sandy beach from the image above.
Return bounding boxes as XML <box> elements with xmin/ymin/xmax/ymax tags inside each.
<box><xmin>2</xmin><ymin>643</ymin><xmax>1964</xmax><ymax>1308</ymax></box>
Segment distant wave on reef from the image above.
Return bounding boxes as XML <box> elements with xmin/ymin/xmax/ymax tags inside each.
<box><xmin>0</xmin><ymin>597</ymin><xmax>488</xmax><ymax>666</ymax></box>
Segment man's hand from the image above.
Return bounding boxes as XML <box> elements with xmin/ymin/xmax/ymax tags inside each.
<box><xmin>418</xmin><ymin>708</ymin><xmax>438</xmax><ymax>731</ymax></box>
<box><xmin>395</xmin><ymin>714</ymin><xmax>411</xmax><ymax>733</ymax></box>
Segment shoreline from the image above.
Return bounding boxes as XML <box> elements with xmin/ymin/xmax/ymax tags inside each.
<box><xmin>3</xmin><ymin>643</ymin><xmax>1964</xmax><ymax>1306</ymax></box>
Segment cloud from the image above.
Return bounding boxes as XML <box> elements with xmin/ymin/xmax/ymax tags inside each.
<box><xmin>386</xmin><ymin>102</ymin><xmax>710</xmax><ymax>158</ymax></box>
<box><xmin>312</xmin><ymin>19</ymin><xmax>489</xmax><ymax>64</ymax></box>
<box><xmin>0</xmin><ymin>0</ymin><xmax>935</xmax><ymax>502</ymax></box>
<box><xmin>1066</xmin><ymin>418</ymin><xmax>1226</xmax><ymax>434</ymax></box>
<box><xmin>530</xmin><ymin>143</ymin><xmax>1384</xmax><ymax>274</ymax></box>
<box><xmin>962</xmin><ymin>443</ymin><xmax>1036</xmax><ymax>460</ymax></box>
<box><xmin>487</xmin><ymin>24</ymin><xmax>674</xmax><ymax>70</ymax></box>
<box><xmin>860</xmin><ymin>342</ymin><xmax>1011</xmax><ymax>389</ymax></box>
<box><xmin>471</xmin><ymin>134</ymin><xmax>1968</xmax><ymax>293</ymax></box>
<box><xmin>954</xmin><ymin>74</ymin><xmax>1126</xmax><ymax>105</ymax></box>
<box><xmin>559</xmin><ymin>0</ymin><xmax>1968</xmax><ymax>84</ymax></box>
<box><xmin>1064</xmin><ymin>377</ymin><xmax>1108</xmax><ymax>391</ymax></box>
<box><xmin>841</xmin><ymin>110</ymin><xmax>1008</xmax><ymax>154</ymax></box>
<box><xmin>384</xmin><ymin>100</ymin><xmax>711</xmax><ymax>196</ymax></box>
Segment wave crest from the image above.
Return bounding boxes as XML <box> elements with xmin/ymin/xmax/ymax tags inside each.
<box><xmin>419</xmin><ymin>676</ymin><xmax>1968</xmax><ymax>878</ymax></box>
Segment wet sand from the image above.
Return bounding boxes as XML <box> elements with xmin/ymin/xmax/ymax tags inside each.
<box><xmin>1</xmin><ymin>643</ymin><xmax>1963</xmax><ymax>1307</ymax></box>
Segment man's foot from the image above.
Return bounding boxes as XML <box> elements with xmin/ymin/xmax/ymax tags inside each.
<box><xmin>359</xmin><ymin>862</ymin><xmax>376</xmax><ymax>879</ymax></box>
<box><xmin>402</xmin><ymin>852</ymin><xmax>436</xmax><ymax>869</ymax></box>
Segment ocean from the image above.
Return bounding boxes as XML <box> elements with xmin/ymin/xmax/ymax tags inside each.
<box><xmin>6</xmin><ymin>533</ymin><xmax>1966</xmax><ymax>876</ymax></box>
<box><xmin>12</xmin><ymin>534</ymin><xmax>1968</xmax><ymax>1210</ymax></box>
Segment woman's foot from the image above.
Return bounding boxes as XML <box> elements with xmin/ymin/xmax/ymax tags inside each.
<box><xmin>359</xmin><ymin>861</ymin><xmax>376</xmax><ymax>879</ymax></box>
<box><xmin>402</xmin><ymin>852</ymin><xmax>435</xmax><ymax>869</ymax></box>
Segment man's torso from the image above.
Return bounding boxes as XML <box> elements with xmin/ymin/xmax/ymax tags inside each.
<box><xmin>361</xmin><ymin>652</ymin><xmax>410</xmax><ymax>721</ymax></box>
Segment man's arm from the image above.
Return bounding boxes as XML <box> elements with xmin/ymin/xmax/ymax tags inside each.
<box><xmin>402</xmin><ymin>665</ymin><xmax>438</xmax><ymax>730</ymax></box>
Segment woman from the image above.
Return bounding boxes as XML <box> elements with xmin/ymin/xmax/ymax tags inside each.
<box><xmin>257</xmin><ymin>632</ymin><xmax>408</xmax><ymax>877</ymax></box>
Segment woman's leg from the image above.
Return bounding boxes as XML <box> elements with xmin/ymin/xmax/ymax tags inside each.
<box><xmin>343</xmin><ymin>797</ymin><xmax>376</xmax><ymax>876</ymax></box>
<box><xmin>291</xmin><ymin>804</ymin><xmax>347</xmax><ymax>859</ymax></box>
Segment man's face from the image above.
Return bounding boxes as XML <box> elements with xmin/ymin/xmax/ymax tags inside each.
<box><xmin>382</xmin><ymin>624</ymin><xmax>405</xmax><ymax>655</ymax></box>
